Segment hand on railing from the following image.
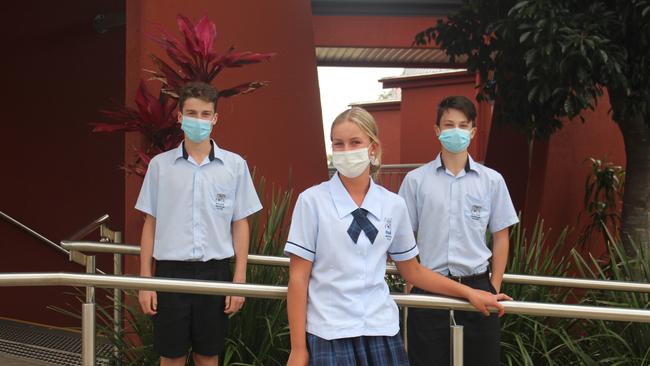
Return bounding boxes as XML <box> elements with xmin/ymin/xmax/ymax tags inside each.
<box><xmin>138</xmin><ymin>290</ymin><xmax>158</xmax><ymax>315</ymax></box>
<box><xmin>467</xmin><ymin>290</ymin><xmax>512</xmax><ymax>317</ymax></box>
<box><xmin>224</xmin><ymin>295</ymin><xmax>245</xmax><ymax>314</ymax></box>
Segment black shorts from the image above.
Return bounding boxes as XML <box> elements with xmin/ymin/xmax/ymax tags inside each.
<box><xmin>407</xmin><ymin>274</ymin><xmax>501</xmax><ymax>366</ymax></box>
<box><xmin>153</xmin><ymin>259</ymin><xmax>231</xmax><ymax>358</ymax></box>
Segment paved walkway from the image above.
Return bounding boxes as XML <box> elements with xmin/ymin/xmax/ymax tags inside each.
<box><xmin>0</xmin><ymin>352</ymin><xmax>54</xmax><ymax>366</ymax></box>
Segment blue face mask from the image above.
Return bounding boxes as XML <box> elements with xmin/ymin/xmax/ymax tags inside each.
<box><xmin>181</xmin><ymin>116</ymin><xmax>213</xmax><ymax>142</ymax></box>
<box><xmin>438</xmin><ymin>128</ymin><xmax>471</xmax><ymax>153</ymax></box>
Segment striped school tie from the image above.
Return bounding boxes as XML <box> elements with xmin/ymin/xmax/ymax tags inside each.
<box><xmin>347</xmin><ymin>208</ymin><xmax>378</xmax><ymax>244</ymax></box>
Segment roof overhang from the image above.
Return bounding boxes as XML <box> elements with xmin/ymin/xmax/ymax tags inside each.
<box><xmin>316</xmin><ymin>46</ymin><xmax>466</xmax><ymax>67</ymax></box>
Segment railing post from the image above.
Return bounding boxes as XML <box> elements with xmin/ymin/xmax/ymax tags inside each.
<box><xmin>450</xmin><ymin>310</ymin><xmax>463</xmax><ymax>366</ymax></box>
<box><xmin>82</xmin><ymin>255</ymin><xmax>96</xmax><ymax>366</ymax></box>
<box><xmin>100</xmin><ymin>223</ymin><xmax>124</xmax><ymax>366</ymax></box>
<box><xmin>113</xmin><ymin>231</ymin><xmax>123</xmax><ymax>366</ymax></box>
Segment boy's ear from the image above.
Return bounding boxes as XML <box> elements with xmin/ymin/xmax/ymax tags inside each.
<box><xmin>177</xmin><ymin>111</ymin><xmax>183</xmax><ymax>124</ymax></box>
<box><xmin>212</xmin><ymin>113</ymin><xmax>219</xmax><ymax>125</ymax></box>
<box><xmin>434</xmin><ymin>125</ymin><xmax>441</xmax><ymax>137</ymax></box>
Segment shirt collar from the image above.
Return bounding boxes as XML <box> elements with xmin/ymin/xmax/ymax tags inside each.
<box><xmin>175</xmin><ymin>139</ymin><xmax>223</xmax><ymax>163</ymax></box>
<box><xmin>328</xmin><ymin>173</ymin><xmax>383</xmax><ymax>220</ymax></box>
<box><xmin>434</xmin><ymin>153</ymin><xmax>480</xmax><ymax>175</ymax></box>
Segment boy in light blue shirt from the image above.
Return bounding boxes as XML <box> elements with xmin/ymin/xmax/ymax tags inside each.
<box><xmin>135</xmin><ymin>81</ymin><xmax>262</xmax><ymax>366</ymax></box>
<box><xmin>399</xmin><ymin>95</ymin><xmax>518</xmax><ymax>366</ymax></box>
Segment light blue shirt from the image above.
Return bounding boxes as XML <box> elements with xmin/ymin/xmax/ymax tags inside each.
<box><xmin>135</xmin><ymin>140</ymin><xmax>262</xmax><ymax>261</ymax></box>
<box><xmin>398</xmin><ymin>154</ymin><xmax>518</xmax><ymax>276</ymax></box>
<box><xmin>284</xmin><ymin>174</ymin><xmax>418</xmax><ymax>340</ymax></box>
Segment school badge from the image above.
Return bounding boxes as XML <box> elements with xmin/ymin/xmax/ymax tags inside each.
<box><xmin>384</xmin><ymin>218</ymin><xmax>393</xmax><ymax>240</ymax></box>
<box><xmin>470</xmin><ymin>205</ymin><xmax>482</xmax><ymax>220</ymax></box>
<box><xmin>215</xmin><ymin>193</ymin><xmax>226</xmax><ymax>210</ymax></box>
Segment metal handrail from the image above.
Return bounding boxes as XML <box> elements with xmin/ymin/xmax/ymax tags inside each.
<box><xmin>60</xmin><ymin>241</ymin><xmax>650</xmax><ymax>293</ymax></box>
<box><xmin>1</xmin><ymin>210</ymin><xmax>71</xmax><ymax>257</ymax></box>
<box><xmin>1</xmin><ymin>272</ymin><xmax>649</xmax><ymax>323</ymax></box>
<box><xmin>68</xmin><ymin>214</ymin><xmax>110</xmax><ymax>241</ymax></box>
<box><xmin>0</xmin><ymin>212</ymin><xmax>111</xmax><ymax>270</ymax></box>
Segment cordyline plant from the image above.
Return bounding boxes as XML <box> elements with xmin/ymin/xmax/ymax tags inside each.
<box><xmin>91</xmin><ymin>14</ymin><xmax>275</xmax><ymax>175</ymax></box>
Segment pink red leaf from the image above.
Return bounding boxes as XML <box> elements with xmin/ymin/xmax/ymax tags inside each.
<box><xmin>220</xmin><ymin>51</ymin><xmax>276</xmax><ymax>67</ymax></box>
<box><xmin>194</xmin><ymin>15</ymin><xmax>217</xmax><ymax>59</ymax></box>
<box><xmin>176</xmin><ymin>15</ymin><xmax>201</xmax><ymax>55</ymax></box>
<box><xmin>219</xmin><ymin>81</ymin><xmax>269</xmax><ymax>98</ymax></box>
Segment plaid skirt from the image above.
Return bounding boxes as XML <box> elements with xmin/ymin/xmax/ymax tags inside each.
<box><xmin>307</xmin><ymin>333</ymin><xmax>409</xmax><ymax>366</ymax></box>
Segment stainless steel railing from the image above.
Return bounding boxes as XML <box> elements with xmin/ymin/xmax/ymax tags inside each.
<box><xmin>1</xmin><ymin>272</ymin><xmax>649</xmax><ymax>366</ymax></box>
<box><xmin>1</xmin><ymin>212</ymin><xmax>122</xmax><ymax>365</ymax></box>
<box><xmin>59</xmin><ymin>237</ymin><xmax>650</xmax><ymax>366</ymax></box>
<box><xmin>9</xmin><ymin>212</ymin><xmax>650</xmax><ymax>365</ymax></box>
<box><xmin>0</xmin><ymin>211</ymin><xmax>111</xmax><ymax>269</ymax></box>
<box><xmin>60</xmin><ymin>241</ymin><xmax>650</xmax><ymax>293</ymax></box>
<box><xmin>2</xmin><ymin>272</ymin><xmax>649</xmax><ymax>322</ymax></box>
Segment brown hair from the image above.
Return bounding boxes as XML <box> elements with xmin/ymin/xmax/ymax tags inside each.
<box><xmin>178</xmin><ymin>81</ymin><xmax>219</xmax><ymax>112</ymax></box>
<box><xmin>436</xmin><ymin>96</ymin><xmax>477</xmax><ymax>127</ymax></box>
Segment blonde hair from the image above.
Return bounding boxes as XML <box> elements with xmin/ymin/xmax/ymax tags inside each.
<box><xmin>330</xmin><ymin>107</ymin><xmax>382</xmax><ymax>174</ymax></box>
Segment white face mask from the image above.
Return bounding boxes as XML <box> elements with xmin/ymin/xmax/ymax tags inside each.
<box><xmin>332</xmin><ymin>147</ymin><xmax>371</xmax><ymax>178</ymax></box>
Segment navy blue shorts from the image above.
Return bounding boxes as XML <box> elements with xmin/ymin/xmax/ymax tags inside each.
<box><xmin>153</xmin><ymin>259</ymin><xmax>230</xmax><ymax>358</ymax></box>
<box><xmin>307</xmin><ymin>333</ymin><xmax>409</xmax><ymax>366</ymax></box>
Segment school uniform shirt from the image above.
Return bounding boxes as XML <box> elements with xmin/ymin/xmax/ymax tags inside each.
<box><xmin>135</xmin><ymin>140</ymin><xmax>262</xmax><ymax>261</ymax></box>
<box><xmin>284</xmin><ymin>173</ymin><xmax>419</xmax><ymax>341</ymax></box>
<box><xmin>398</xmin><ymin>154</ymin><xmax>518</xmax><ymax>277</ymax></box>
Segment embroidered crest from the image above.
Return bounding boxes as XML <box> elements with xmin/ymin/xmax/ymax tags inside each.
<box><xmin>384</xmin><ymin>218</ymin><xmax>393</xmax><ymax>240</ymax></box>
<box><xmin>215</xmin><ymin>193</ymin><xmax>226</xmax><ymax>210</ymax></box>
<box><xmin>470</xmin><ymin>205</ymin><xmax>482</xmax><ymax>220</ymax></box>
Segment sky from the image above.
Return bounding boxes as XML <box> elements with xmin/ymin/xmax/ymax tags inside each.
<box><xmin>317</xmin><ymin>66</ymin><xmax>403</xmax><ymax>154</ymax></box>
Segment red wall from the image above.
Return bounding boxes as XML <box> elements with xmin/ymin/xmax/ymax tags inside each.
<box><xmin>382</xmin><ymin>72</ymin><xmax>482</xmax><ymax>164</ymax></box>
<box><xmin>537</xmin><ymin>95</ymin><xmax>625</xmax><ymax>253</ymax></box>
<box><xmin>356</xmin><ymin>101</ymin><xmax>402</xmax><ymax>164</ymax></box>
<box><xmin>0</xmin><ymin>1</ymin><xmax>126</xmax><ymax>326</ymax></box>
<box><xmin>485</xmin><ymin>94</ymin><xmax>625</xmax><ymax>253</ymax></box>
<box><xmin>313</xmin><ymin>15</ymin><xmax>441</xmax><ymax>48</ymax></box>
<box><xmin>123</xmin><ymin>0</ymin><xmax>328</xmax><ymax>272</ymax></box>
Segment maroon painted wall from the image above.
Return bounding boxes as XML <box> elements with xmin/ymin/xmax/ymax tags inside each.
<box><xmin>313</xmin><ymin>15</ymin><xmax>440</xmax><ymax>48</ymax></box>
<box><xmin>485</xmin><ymin>93</ymin><xmax>625</xmax><ymax>252</ymax></box>
<box><xmin>0</xmin><ymin>1</ymin><xmax>126</xmax><ymax>326</ymax></box>
<box><xmin>537</xmin><ymin>95</ymin><xmax>625</xmax><ymax>253</ymax></box>
<box><xmin>357</xmin><ymin>101</ymin><xmax>402</xmax><ymax>164</ymax></box>
<box><xmin>382</xmin><ymin>72</ymin><xmax>482</xmax><ymax>164</ymax></box>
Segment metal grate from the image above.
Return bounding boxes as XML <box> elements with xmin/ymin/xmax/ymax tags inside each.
<box><xmin>0</xmin><ymin>319</ymin><xmax>112</xmax><ymax>366</ymax></box>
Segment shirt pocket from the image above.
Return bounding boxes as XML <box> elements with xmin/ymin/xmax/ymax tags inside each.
<box><xmin>464</xmin><ymin>194</ymin><xmax>491</xmax><ymax>226</ymax></box>
<box><xmin>209</xmin><ymin>185</ymin><xmax>236</xmax><ymax>216</ymax></box>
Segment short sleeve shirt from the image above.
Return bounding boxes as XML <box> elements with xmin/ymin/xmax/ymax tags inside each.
<box><xmin>398</xmin><ymin>154</ymin><xmax>518</xmax><ymax>276</ymax></box>
<box><xmin>284</xmin><ymin>174</ymin><xmax>418</xmax><ymax>340</ymax></box>
<box><xmin>135</xmin><ymin>140</ymin><xmax>262</xmax><ymax>261</ymax></box>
